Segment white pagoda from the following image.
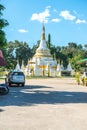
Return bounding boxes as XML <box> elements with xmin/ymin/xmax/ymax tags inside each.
<box><xmin>27</xmin><ymin>24</ymin><xmax>57</xmax><ymax>76</ymax></box>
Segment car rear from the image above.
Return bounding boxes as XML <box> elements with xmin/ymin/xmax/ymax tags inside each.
<box><xmin>8</xmin><ymin>71</ymin><xmax>25</xmax><ymax>86</ymax></box>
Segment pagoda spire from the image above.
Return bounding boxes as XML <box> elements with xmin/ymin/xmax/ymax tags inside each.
<box><xmin>41</xmin><ymin>22</ymin><xmax>45</xmax><ymax>40</ymax></box>
<box><xmin>34</xmin><ymin>23</ymin><xmax>52</xmax><ymax>58</ymax></box>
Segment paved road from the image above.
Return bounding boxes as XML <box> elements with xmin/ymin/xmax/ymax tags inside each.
<box><xmin>0</xmin><ymin>78</ymin><xmax>87</xmax><ymax>130</ymax></box>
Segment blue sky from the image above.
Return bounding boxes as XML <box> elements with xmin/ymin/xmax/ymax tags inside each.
<box><xmin>1</xmin><ymin>0</ymin><xmax>87</xmax><ymax>47</ymax></box>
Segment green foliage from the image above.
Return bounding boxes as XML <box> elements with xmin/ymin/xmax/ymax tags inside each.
<box><xmin>0</xmin><ymin>4</ymin><xmax>5</xmax><ymax>16</ymax></box>
<box><xmin>47</xmin><ymin>33</ymin><xmax>51</xmax><ymax>49</ymax></box>
<box><xmin>15</xmin><ymin>41</ymin><xmax>32</xmax><ymax>65</ymax></box>
<box><xmin>3</xmin><ymin>39</ymin><xmax>87</xmax><ymax>71</ymax></box>
<box><xmin>4</xmin><ymin>41</ymin><xmax>33</xmax><ymax>69</ymax></box>
<box><xmin>31</xmin><ymin>40</ymin><xmax>39</xmax><ymax>55</ymax></box>
<box><xmin>0</xmin><ymin>4</ymin><xmax>9</xmax><ymax>48</ymax></box>
<box><xmin>2</xmin><ymin>46</ymin><xmax>16</xmax><ymax>69</ymax></box>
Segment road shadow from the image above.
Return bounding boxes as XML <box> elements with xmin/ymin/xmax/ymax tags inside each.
<box><xmin>0</xmin><ymin>84</ymin><xmax>87</xmax><ymax>106</ymax></box>
<box><xmin>0</xmin><ymin>109</ymin><xmax>4</xmax><ymax>112</ymax></box>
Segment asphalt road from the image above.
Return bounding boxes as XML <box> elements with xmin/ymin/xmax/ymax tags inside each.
<box><xmin>0</xmin><ymin>78</ymin><xmax>87</xmax><ymax>130</ymax></box>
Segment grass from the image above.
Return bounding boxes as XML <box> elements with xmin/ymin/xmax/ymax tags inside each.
<box><xmin>26</xmin><ymin>75</ymin><xmax>74</xmax><ymax>79</ymax></box>
<box><xmin>0</xmin><ymin>77</ymin><xmax>5</xmax><ymax>80</ymax></box>
<box><xmin>0</xmin><ymin>75</ymin><xmax>74</xmax><ymax>80</ymax></box>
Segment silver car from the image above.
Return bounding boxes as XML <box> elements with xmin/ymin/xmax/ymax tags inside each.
<box><xmin>5</xmin><ymin>71</ymin><xmax>25</xmax><ymax>87</ymax></box>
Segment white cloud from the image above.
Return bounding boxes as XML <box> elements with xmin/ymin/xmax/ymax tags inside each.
<box><xmin>76</xmin><ymin>19</ymin><xmax>86</xmax><ymax>24</ymax></box>
<box><xmin>59</xmin><ymin>10</ymin><xmax>76</xmax><ymax>21</ymax></box>
<box><xmin>30</xmin><ymin>7</ymin><xmax>50</xmax><ymax>23</ymax></box>
<box><xmin>51</xmin><ymin>18</ymin><xmax>60</xmax><ymax>22</ymax></box>
<box><xmin>18</xmin><ymin>29</ymin><xmax>28</xmax><ymax>33</ymax></box>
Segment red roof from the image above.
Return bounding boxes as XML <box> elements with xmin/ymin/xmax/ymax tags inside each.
<box><xmin>0</xmin><ymin>50</ymin><xmax>5</xmax><ymax>66</ymax></box>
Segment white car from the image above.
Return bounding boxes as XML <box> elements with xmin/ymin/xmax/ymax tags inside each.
<box><xmin>5</xmin><ymin>71</ymin><xmax>25</xmax><ymax>86</ymax></box>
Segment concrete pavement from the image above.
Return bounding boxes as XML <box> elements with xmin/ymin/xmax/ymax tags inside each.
<box><xmin>0</xmin><ymin>77</ymin><xmax>87</xmax><ymax>130</ymax></box>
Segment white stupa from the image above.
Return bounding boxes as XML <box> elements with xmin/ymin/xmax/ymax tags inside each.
<box><xmin>21</xmin><ymin>60</ymin><xmax>25</xmax><ymax>72</ymax></box>
<box><xmin>14</xmin><ymin>60</ymin><xmax>21</xmax><ymax>72</ymax></box>
<box><xmin>28</xmin><ymin>24</ymin><xmax>57</xmax><ymax>76</ymax></box>
<box><xmin>66</xmin><ymin>63</ymin><xmax>75</xmax><ymax>76</ymax></box>
<box><xmin>66</xmin><ymin>63</ymin><xmax>72</xmax><ymax>71</ymax></box>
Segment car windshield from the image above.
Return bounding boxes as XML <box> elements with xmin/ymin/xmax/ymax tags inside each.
<box><xmin>13</xmin><ymin>72</ymin><xmax>24</xmax><ymax>76</ymax></box>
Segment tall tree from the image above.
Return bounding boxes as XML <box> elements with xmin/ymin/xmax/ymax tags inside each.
<box><xmin>15</xmin><ymin>40</ymin><xmax>32</xmax><ymax>66</ymax></box>
<box><xmin>0</xmin><ymin>4</ymin><xmax>9</xmax><ymax>48</ymax></box>
<box><xmin>47</xmin><ymin>33</ymin><xmax>51</xmax><ymax>49</ymax></box>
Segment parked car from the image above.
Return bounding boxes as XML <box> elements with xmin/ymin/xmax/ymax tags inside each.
<box><xmin>5</xmin><ymin>71</ymin><xmax>25</xmax><ymax>87</ymax></box>
<box><xmin>0</xmin><ymin>83</ymin><xmax>9</xmax><ymax>95</ymax></box>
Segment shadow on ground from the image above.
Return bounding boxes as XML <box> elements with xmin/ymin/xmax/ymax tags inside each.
<box><xmin>0</xmin><ymin>109</ymin><xmax>4</xmax><ymax>112</ymax></box>
<box><xmin>0</xmin><ymin>84</ymin><xmax>87</xmax><ymax>106</ymax></box>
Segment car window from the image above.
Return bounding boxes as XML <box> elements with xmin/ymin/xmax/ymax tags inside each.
<box><xmin>13</xmin><ymin>72</ymin><xmax>24</xmax><ymax>76</ymax></box>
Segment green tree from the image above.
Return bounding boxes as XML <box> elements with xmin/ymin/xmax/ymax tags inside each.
<box><xmin>31</xmin><ymin>40</ymin><xmax>40</xmax><ymax>56</ymax></box>
<box><xmin>14</xmin><ymin>40</ymin><xmax>32</xmax><ymax>66</ymax></box>
<box><xmin>2</xmin><ymin>41</ymin><xmax>16</xmax><ymax>69</ymax></box>
<box><xmin>0</xmin><ymin>4</ymin><xmax>9</xmax><ymax>48</ymax></box>
<box><xmin>2</xmin><ymin>41</ymin><xmax>32</xmax><ymax>70</ymax></box>
<box><xmin>47</xmin><ymin>33</ymin><xmax>51</xmax><ymax>49</ymax></box>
